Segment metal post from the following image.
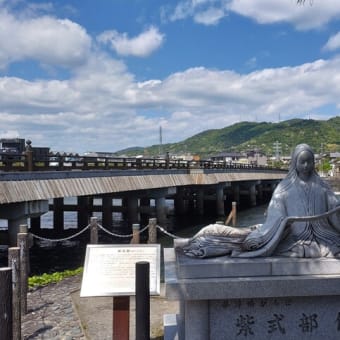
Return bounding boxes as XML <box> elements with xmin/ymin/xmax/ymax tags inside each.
<box><xmin>8</xmin><ymin>247</ymin><xmax>21</xmax><ymax>340</ymax></box>
<box><xmin>136</xmin><ymin>261</ymin><xmax>150</xmax><ymax>340</ymax></box>
<box><xmin>17</xmin><ymin>232</ymin><xmax>29</xmax><ymax>315</ymax></box>
<box><xmin>147</xmin><ymin>218</ymin><xmax>157</xmax><ymax>244</ymax></box>
<box><xmin>0</xmin><ymin>267</ymin><xmax>13</xmax><ymax>340</ymax></box>
<box><xmin>90</xmin><ymin>216</ymin><xmax>98</xmax><ymax>244</ymax></box>
<box><xmin>113</xmin><ymin>297</ymin><xmax>130</xmax><ymax>340</ymax></box>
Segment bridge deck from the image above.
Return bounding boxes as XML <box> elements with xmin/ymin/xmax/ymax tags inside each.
<box><xmin>0</xmin><ymin>169</ymin><xmax>286</xmax><ymax>204</ymax></box>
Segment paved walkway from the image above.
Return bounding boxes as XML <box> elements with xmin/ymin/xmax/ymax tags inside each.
<box><xmin>22</xmin><ymin>274</ymin><xmax>179</xmax><ymax>339</ymax></box>
<box><xmin>22</xmin><ymin>275</ymin><xmax>85</xmax><ymax>340</ymax></box>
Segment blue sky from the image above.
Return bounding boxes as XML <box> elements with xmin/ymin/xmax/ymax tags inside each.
<box><xmin>1</xmin><ymin>0</ymin><xmax>340</xmax><ymax>153</ymax></box>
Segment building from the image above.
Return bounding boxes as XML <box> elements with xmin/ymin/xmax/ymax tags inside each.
<box><xmin>210</xmin><ymin>151</ymin><xmax>268</xmax><ymax>166</ymax></box>
<box><xmin>0</xmin><ymin>138</ymin><xmax>50</xmax><ymax>161</ymax></box>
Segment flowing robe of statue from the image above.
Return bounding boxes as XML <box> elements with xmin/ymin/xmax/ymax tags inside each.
<box><xmin>178</xmin><ymin>144</ymin><xmax>340</xmax><ymax>258</ymax></box>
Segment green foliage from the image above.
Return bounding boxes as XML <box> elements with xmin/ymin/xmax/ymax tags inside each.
<box><xmin>116</xmin><ymin>117</ymin><xmax>340</xmax><ymax>158</ymax></box>
<box><xmin>28</xmin><ymin>267</ymin><xmax>83</xmax><ymax>288</ymax></box>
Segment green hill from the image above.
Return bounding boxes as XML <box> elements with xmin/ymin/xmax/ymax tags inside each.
<box><xmin>116</xmin><ymin>117</ymin><xmax>340</xmax><ymax>157</ymax></box>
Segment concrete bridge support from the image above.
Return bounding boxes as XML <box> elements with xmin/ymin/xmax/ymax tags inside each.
<box><xmin>196</xmin><ymin>188</ymin><xmax>204</xmax><ymax>215</ymax></box>
<box><xmin>53</xmin><ymin>198</ymin><xmax>64</xmax><ymax>234</ymax></box>
<box><xmin>102</xmin><ymin>195</ymin><xmax>113</xmax><ymax>229</ymax></box>
<box><xmin>139</xmin><ymin>197</ymin><xmax>151</xmax><ymax>225</ymax></box>
<box><xmin>0</xmin><ymin>200</ymin><xmax>48</xmax><ymax>245</ymax></box>
<box><xmin>140</xmin><ymin>197</ymin><xmax>151</xmax><ymax>209</ymax></box>
<box><xmin>78</xmin><ymin>196</ymin><xmax>92</xmax><ymax>229</ymax></box>
<box><xmin>232</xmin><ymin>184</ymin><xmax>240</xmax><ymax>204</ymax></box>
<box><xmin>127</xmin><ymin>196</ymin><xmax>139</xmax><ymax>225</ymax></box>
<box><xmin>250</xmin><ymin>183</ymin><xmax>257</xmax><ymax>207</ymax></box>
<box><xmin>216</xmin><ymin>184</ymin><xmax>226</xmax><ymax>216</ymax></box>
<box><xmin>30</xmin><ymin>216</ymin><xmax>41</xmax><ymax>233</ymax></box>
<box><xmin>156</xmin><ymin>196</ymin><xmax>167</xmax><ymax>227</ymax></box>
<box><xmin>257</xmin><ymin>183</ymin><xmax>264</xmax><ymax>202</ymax></box>
<box><xmin>174</xmin><ymin>188</ymin><xmax>188</xmax><ymax>215</ymax></box>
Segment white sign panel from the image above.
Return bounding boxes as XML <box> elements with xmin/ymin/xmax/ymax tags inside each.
<box><xmin>80</xmin><ymin>244</ymin><xmax>161</xmax><ymax>297</ymax></box>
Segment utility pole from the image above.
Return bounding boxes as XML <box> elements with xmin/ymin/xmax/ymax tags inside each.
<box><xmin>320</xmin><ymin>143</ymin><xmax>324</xmax><ymax>176</ymax></box>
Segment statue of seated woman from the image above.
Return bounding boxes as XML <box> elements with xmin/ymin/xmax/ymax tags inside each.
<box><xmin>176</xmin><ymin>144</ymin><xmax>340</xmax><ymax>258</ymax></box>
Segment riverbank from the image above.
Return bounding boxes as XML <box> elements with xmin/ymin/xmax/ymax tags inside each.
<box><xmin>23</xmin><ymin>273</ymin><xmax>179</xmax><ymax>339</ymax></box>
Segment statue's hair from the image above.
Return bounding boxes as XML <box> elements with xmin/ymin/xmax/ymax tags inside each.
<box><xmin>288</xmin><ymin>143</ymin><xmax>315</xmax><ymax>174</ymax></box>
<box><xmin>275</xmin><ymin>144</ymin><xmax>329</xmax><ymax>194</ymax></box>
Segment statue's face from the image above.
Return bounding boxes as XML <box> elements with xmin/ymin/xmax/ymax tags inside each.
<box><xmin>296</xmin><ymin>150</ymin><xmax>314</xmax><ymax>181</ymax></box>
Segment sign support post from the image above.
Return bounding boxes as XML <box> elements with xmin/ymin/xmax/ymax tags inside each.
<box><xmin>113</xmin><ymin>296</ymin><xmax>130</xmax><ymax>340</ymax></box>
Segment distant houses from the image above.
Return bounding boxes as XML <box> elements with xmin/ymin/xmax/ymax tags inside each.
<box><xmin>0</xmin><ymin>138</ymin><xmax>50</xmax><ymax>161</ymax></box>
<box><xmin>210</xmin><ymin>151</ymin><xmax>268</xmax><ymax>167</ymax></box>
<box><xmin>0</xmin><ymin>137</ymin><xmax>339</xmax><ymax>177</ymax></box>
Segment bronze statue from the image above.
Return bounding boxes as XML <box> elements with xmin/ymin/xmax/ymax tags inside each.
<box><xmin>177</xmin><ymin>144</ymin><xmax>340</xmax><ymax>258</ymax></box>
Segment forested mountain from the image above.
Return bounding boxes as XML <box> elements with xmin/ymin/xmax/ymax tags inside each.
<box><xmin>116</xmin><ymin>117</ymin><xmax>340</xmax><ymax>157</ymax></box>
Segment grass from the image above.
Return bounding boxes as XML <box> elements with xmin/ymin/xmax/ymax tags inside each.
<box><xmin>28</xmin><ymin>267</ymin><xmax>83</xmax><ymax>289</ymax></box>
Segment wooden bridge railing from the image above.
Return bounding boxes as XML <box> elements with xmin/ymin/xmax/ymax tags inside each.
<box><xmin>0</xmin><ymin>152</ymin><xmax>284</xmax><ymax>172</ymax></box>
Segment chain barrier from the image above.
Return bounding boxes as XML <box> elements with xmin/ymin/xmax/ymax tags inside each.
<box><xmin>156</xmin><ymin>225</ymin><xmax>184</xmax><ymax>239</ymax></box>
<box><xmin>30</xmin><ymin>224</ymin><xmax>91</xmax><ymax>242</ymax></box>
<box><xmin>29</xmin><ymin>221</ymin><xmax>185</xmax><ymax>243</ymax></box>
<box><xmin>97</xmin><ymin>223</ymin><xmax>150</xmax><ymax>238</ymax></box>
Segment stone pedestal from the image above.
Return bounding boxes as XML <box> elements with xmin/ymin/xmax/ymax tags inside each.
<box><xmin>164</xmin><ymin>247</ymin><xmax>340</xmax><ymax>340</ymax></box>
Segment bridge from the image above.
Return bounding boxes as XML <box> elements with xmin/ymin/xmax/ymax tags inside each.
<box><xmin>0</xmin><ymin>160</ymin><xmax>287</xmax><ymax>246</ymax></box>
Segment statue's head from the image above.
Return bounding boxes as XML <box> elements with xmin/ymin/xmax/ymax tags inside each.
<box><xmin>289</xmin><ymin>144</ymin><xmax>315</xmax><ymax>181</ymax></box>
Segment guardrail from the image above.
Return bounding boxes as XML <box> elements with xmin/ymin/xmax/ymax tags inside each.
<box><xmin>0</xmin><ymin>152</ymin><xmax>284</xmax><ymax>172</ymax></box>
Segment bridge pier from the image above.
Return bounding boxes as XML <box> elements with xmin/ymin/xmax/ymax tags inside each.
<box><xmin>232</xmin><ymin>184</ymin><xmax>240</xmax><ymax>204</ymax></box>
<box><xmin>196</xmin><ymin>188</ymin><xmax>204</xmax><ymax>215</ymax></box>
<box><xmin>102</xmin><ymin>195</ymin><xmax>113</xmax><ymax>229</ymax></box>
<box><xmin>216</xmin><ymin>184</ymin><xmax>226</xmax><ymax>216</ymax></box>
<box><xmin>78</xmin><ymin>196</ymin><xmax>92</xmax><ymax>230</ymax></box>
<box><xmin>250</xmin><ymin>183</ymin><xmax>257</xmax><ymax>207</ymax></box>
<box><xmin>0</xmin><ymin>200</ymin><xmax>48</xmax><ymax>245</ymax></box>
<box><xmin>30</xmin><ymin>216</ymin><xmax>41</xmax><ymax>233</ymax></box>
<box><xmin>53</xmin><ymin>198</ymin><xmax>64</xmax><ymax>234</ymax></box>
<box><xmin>127</xmin><ymin>196</ymin><xmax>139</xmax><ymax>225</ymax></box>
<box><xmin>257</xmin><ymin>183</ymin><xmax>264</xmax><ymax>202</ymax></box>
<box><xmin>174</xmin><ymin>188</ymin><xmax>188</xmax><ymax>215</ymax></box>
<box><xmin>156</xmin><ymin>197</ymin><xmax>167</xmax><ymax>227</ymax></box>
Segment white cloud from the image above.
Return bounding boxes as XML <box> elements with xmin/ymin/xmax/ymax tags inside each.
<box><xmin>0</xmin><ymin>8</ymin><xmax>91</xmax><ymax>69</ymax></box>
<box><xmin>228</xmin><ymin>0</ymin><xmax>340</xmax><ymax>30</ymax></box>
<box><xmin>97</xmin><ymin>26</ymin><xmax>164</xmax><ymax>57</ymax></box>
<box><xmin>168</xmin><ymin>0</ymin><xmax>340</xmax><ymax>30</ymax></box>
<box><xmin>323</xmin><ymin>32</ymin><xmax>340</xmax><ymax>52</ymax></box>
<box><xmin>1</xmin><ymin>56</ymin><xmax>340</xmax><ymax>152</ymax></box>
<box><xmin>194</xmin><ymin>7</ymin><xmax>226</xmax><ymax>25</ymax></box>
<box><xmin>169</xmin><ymin>0</ymin><xmax>229</xmax><ymax>25</ymax></box>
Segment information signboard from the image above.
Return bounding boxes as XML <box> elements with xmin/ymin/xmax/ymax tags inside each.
<box><xmin>80</xmin><ymin>244</ymin><xmax>160</xmax><ymax>297</ymax></box>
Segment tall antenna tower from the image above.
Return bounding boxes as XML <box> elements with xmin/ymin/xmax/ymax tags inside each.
<box><xmin>273</xmin><ymin>141</ymin><xmax>282</xmax><ymax>161</ymax></box>
<box><xmin>159</xmin><ymin>125</ymin><xmax>163</xmax><ymax>157</ymax></box>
